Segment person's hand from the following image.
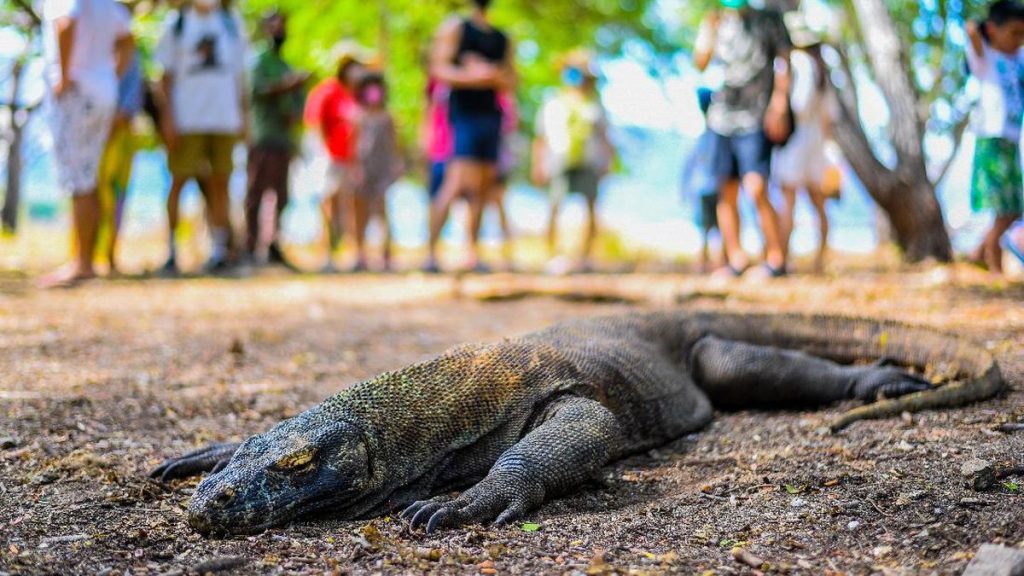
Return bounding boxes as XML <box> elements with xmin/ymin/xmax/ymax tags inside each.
<box><xmin>287</xmin><ymin>71</ymin><xmax>311</xmax><ymax>91</ymax></box>
<box><xmin>764</xmin><ymin>98</ymin><xmax>791</xmax><ymax>144</ymax></box>
<box><xmin>531</xmin><ymin>163</ymin><xmax>548</xmax><ymax>187</ymax></box>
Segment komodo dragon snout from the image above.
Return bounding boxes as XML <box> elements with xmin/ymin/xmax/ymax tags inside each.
<box><xmin>185</xmin><ymin>413</ymin><xmax>371</xmax><ymax>535</ymax></box>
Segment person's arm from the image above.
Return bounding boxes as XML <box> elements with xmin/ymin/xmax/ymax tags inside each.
<box><xmin>496</xmin><ymin>38</ymin><xmax>517</xmax><ymax>93</ymax></box>
<box><xmin>965</xmin><ymin>20</ymin><xmax>986</xmax><ymax>60</ymax></box>
<box><xmin>693</xmin><ymin>13</ymin><xmax>719</xmax><ymax>72</ymax></box>
<box><xmin>764</xmin><ymin>15</ymin><xmax>793</xmax><ymax>142</ymax></box>
<box><xmin>430</xmin><ymin>17</ymin><xmax>499</xmax><ymax>89</ymax></box>
<box><xmin>153</xmin><ymin>19</ymin><xmax>178</xmax><ymax>149</ymax></box>
<box><xmin>115</xmin><ymin>34</ymin><xmax>135</xmax><ymax>78</ymax></box>
<box><xmin>531</xmin><ymin>102</ymin><xmax>549</xmax><ymax>186</ymax></box>
<box><xmin>54</xmin><ymin>15</ymin><xmax>76</xmax><ymax>97</ymax></box>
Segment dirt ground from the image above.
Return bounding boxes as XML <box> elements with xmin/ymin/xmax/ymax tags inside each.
<box><xmin>0</xmin><ymin>267</ymin><xmax>1022</xmax><ymax>575</ymax></box>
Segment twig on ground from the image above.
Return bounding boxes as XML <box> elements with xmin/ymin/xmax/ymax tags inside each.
<box><xmin>732</xmin><ymin>546</ymin><xmax>770</xmax><ymax>570</ymax></box>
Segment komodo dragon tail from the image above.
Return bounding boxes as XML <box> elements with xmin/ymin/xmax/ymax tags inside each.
<box><xmin>696</xmin><ymin>313</ymin><xmax>1007</xmax><ymax>432</ymax></box>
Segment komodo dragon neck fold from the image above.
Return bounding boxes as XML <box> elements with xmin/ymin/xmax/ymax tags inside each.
<box><xmin>151</xmin><ymin>311</ymin><xmax>1007</xmax><ymax>536</ymax></box>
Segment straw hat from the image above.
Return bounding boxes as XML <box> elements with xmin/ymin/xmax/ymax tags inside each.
<box><xmin>331</xmin><ymin>40</ymin><xmax>376</xmax><ymax>69</ymax></box>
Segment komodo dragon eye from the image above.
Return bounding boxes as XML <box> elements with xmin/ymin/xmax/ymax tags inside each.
<box><xmin>272</xmin><ymin>446</ymin><xmax>318</xmax><ymax>472</ymax></box>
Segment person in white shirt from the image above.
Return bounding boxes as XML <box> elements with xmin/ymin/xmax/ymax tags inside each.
<box><xmin>965</xmin><ymin>1</ymin><xmax>1024</xmax><ymax>276</ymax></box>
<box><xmin>154</xmin><ymin>0</ymin><xmax>248</xmax><ymax>275</ymax></box>
<box><xmin>39</xmin><ymin>0</ymin><xmax>133</xmax><ymax>288</ymax></box>
<box><xmin>773</xmin><ymin>15</ymin><xmax>836</xmax><ymax>275</ymax></box>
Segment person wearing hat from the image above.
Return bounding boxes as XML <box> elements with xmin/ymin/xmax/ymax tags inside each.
<box><xmin>773</xmin><ymin>13</ymin><xmax>836</xmax><ymax>275</ymax></box>
<box><xmin>694</xmin><ymin>0</ymin><xmax>793</xmax><ymax>278</ymax></box>
<box><xmin>304</xmin><ymin>44</ymin><xmax>368</xmax><ymax>272</ymax></box>
<box><xmin>243</xmin><ymin>11</ymin><xmax>308</xmax><ymax>270</ymax></box>
<box><xmin>532</xmin><ymin>49</ymin><xmax>613</xmax><ymax>274</ymax></box>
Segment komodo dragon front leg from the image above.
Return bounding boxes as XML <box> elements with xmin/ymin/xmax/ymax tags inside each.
<box><xmin>690</xmin><ymin>335</ymin><xmax>933</xmax><ymax>409</ymax></box>
<box><xmin>401</xmin><ymin>395</ymin><xmax>623</xmax><ymax>533</ymax></box>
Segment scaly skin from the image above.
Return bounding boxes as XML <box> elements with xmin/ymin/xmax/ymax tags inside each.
<box><xmin>150</xmin><ymin>311</ymin><xmax>1006</xmax><ymax>536</ymax></box>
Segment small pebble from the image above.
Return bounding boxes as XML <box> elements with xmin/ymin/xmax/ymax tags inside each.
<box><xmin>847</xmin><ymin>520</ymin><xmax>860</xmax><ymax>531</ymax></box>
<box><xmin>790</xmin><ymin>498</ymin><xmax>806</xmax><ymax>508</ymax></box>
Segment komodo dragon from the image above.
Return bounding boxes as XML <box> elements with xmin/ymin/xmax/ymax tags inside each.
<box><xmin>151</xmin><ymin>311</ymin><xmax>1006</xmax><ymax>536</ymax></box>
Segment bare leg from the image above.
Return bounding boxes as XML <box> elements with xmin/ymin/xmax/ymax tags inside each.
<box><xmin>983</xmin><ymin>215</ymin><xmax>1020</xmax><ymax>275</ymax></box>
<box><xmin>716</xmin><ymin>179</ymin><xmax>747</xmax><ymax>272</ymax></box>
<box><xmin>547</xmin><ymin>199</ymin><xmax>560</xmax><ymax>259</ymax></box>
<box><xmin>39</xmin><ymin>190</ymin><xmax>100</xmax><ymax>288</ymax></box>
<box><xmin>467</xmin><ymin>163</ymin><xmax>496</xmax><ymax>270</ymax></box>
<box><xmin>351</xmin><ymin>193</ymin><xmax>370</xmax><ymax>271</ymax></box>
<box><xmin>428</xmin><ymin>161</ymin><xmax>467</xmax><ymax>267</ymax></box>
<box><xmin>807</xmin><ymin>184</ymin><xmax>829</xmax><ymax>274</ymax></box>
<box><xmin>378</xmin><ymin>201</ymin><xmax>393</xmax><ymax>271</ymax></box>
<box><xmin>779</xmin><ymin>185</ymin><xmax>797</xmax><ymax>263</ymax></box>
<box><xmin>581</xmin><ymin>194</ymin><xmax>598</xmax><ymax>268</ymax></box>
<box><xmin>743</xmin><ymin>172</ymin><xmax>785</xmax><ymax>271</ymax></box>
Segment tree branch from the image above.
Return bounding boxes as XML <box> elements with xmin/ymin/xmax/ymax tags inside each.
<box><xmin>11</xmin><ymin>0</ymin><xmax>42</xmax><ymax>27</ymax></box>
<box><xmin>930</xmin><ymin>114</ymin><xmax>970</xmax><ymax>187</ymax></box>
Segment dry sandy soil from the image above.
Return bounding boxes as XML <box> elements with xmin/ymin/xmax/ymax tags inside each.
<box><xmin>0</xmin><ymin>267</ymin><xmax>1022</xmax><ymax>575</ymax></box>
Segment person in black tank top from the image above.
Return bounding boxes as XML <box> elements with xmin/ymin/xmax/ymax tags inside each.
<box><xmin>450</xmin><ymin>18</ymin><xmax>508</xmax><ymax>115</ymax></box>
<box><xmin>425</xmin><ymin>0</ymin><xmax>515</xmax><ymax>274</ymax></box>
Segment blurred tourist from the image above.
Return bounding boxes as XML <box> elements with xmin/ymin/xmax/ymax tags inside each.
<box><xmin>421</xmin><ymin>78</ymin><xmax>453</xmax><ymax>202</ymax></box>
<box><xmin>966</xmin><ymin>1</ymin><xmax>1024</xmax><ymax>276</ymax></box>
<box><xmin>681</xmin><ymin>88</ymin><xmax>724</xmax><ymax>274</ymax></box>
<box><xmin>96</xmin><ymin>36</ymin><xmax>144</xmax><ymax>277</ymax></box>
<box><xmin>773</xmin><ymin>14</ymin><xmax>835</xmax><ymax>275</ymax></box>
<box><xmin>39</xmin><ymin>0</ymin><xmax>134</xmax><ymax>288</ymax></box>
<box><xmin>426</xmin><ymin>0</ymin><xmax>515</xmax><ymax>273</ymax></box>
<box><xmin>244</xmin><ymin>11</ymin><xmax>307</xmax><ymax>270</ymax></box>
<box><xmin>155</xmin><ymin>0</ymin><xmax>248</xmax><ymax>275</ymax></box>
<box><xmin>694</xmin><ymin>0</ymin><xmax>792</xmax><ymax>278</ymax></box>
<box><xmin>533</xmin><ymin>50</ymin><xmax>613</xmax><ymax>274</ymax></box>
<box><xmin>305</xmin><ymin>46</ymin><xmax>366</xmax><ymax>272</ymax></box>
<box><xmin>351</xmin><ymin>72</ymin><xmax>402</xmax><ymax>272</ymax></box>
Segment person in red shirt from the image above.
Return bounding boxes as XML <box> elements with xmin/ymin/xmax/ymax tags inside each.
<box><xmin>305</xmin><ymin>50</ymin><xmax>366</xmax><ymax>271</ymax></box>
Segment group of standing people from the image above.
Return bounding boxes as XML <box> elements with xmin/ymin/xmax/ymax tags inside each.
<box><xmin>685</xmin><ymin>0</ymin><xmax>836</xmax><ymax>278</ymax></box>
<box><xmin>37</xmin><ymin>0</ymin><xmax>614</xmax><ymax>283</ymax></box>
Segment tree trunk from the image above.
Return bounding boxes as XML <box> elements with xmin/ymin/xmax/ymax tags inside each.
<box><xmin>830</xmin><ymin>0</ymin><xmax>953</xmax><ymax>263</ymax></box>
<box><xmin>1</xmin><ymin>58</ymin><xmax>27</xmax><ymax>234</ymax></box>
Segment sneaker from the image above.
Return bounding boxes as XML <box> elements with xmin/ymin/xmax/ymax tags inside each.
<box><xmin>158</xmin><ymin>256</ymin><xmax>179</xmax><ymax>278</ymax></box>
<box><xmin>202</xmin><ymin>256</ymin><xmax>234</xmax><ymax>277</ymax></box>
<box><xmin>267</xmin><ymin>242</ymin><xmax>300</xmax><ymax>272</ymax></box>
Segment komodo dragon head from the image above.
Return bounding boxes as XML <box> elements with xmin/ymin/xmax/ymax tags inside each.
<box><xmin>187</xmin><ymin>408</ymin><xmax>373</xmax><ymax>535</ymax></box>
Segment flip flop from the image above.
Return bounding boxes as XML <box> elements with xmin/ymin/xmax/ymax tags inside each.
<box><xmin>1001</xmin><ymin>234</ymin><xmax>1024</xmax><ymax>267</ymax></box>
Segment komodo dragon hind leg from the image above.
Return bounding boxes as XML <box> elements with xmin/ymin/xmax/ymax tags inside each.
<box><xmin>690</xmin><ymin>336</ymin><xmax>932</xmax><ymax>409</ymax></box>
<box><xmin>150</xmin><ymin>442</ymin><xmax>240</xmax><ymax>483</ymax></box>
<box><xmin>400</xmin><ymin>395</ymin><xmax>623</xmax><ymax>533</ymax></box>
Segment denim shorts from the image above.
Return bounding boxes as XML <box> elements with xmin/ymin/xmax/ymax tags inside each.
<box><xmin>451</xmin><ymin>110</ymin><xmax>502</xmax><ymax>163</ymax></box>
<box><xmin>710</xmin><ymin>129</ymin><xmax>772</xmax><ymax>180</ymax></box>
